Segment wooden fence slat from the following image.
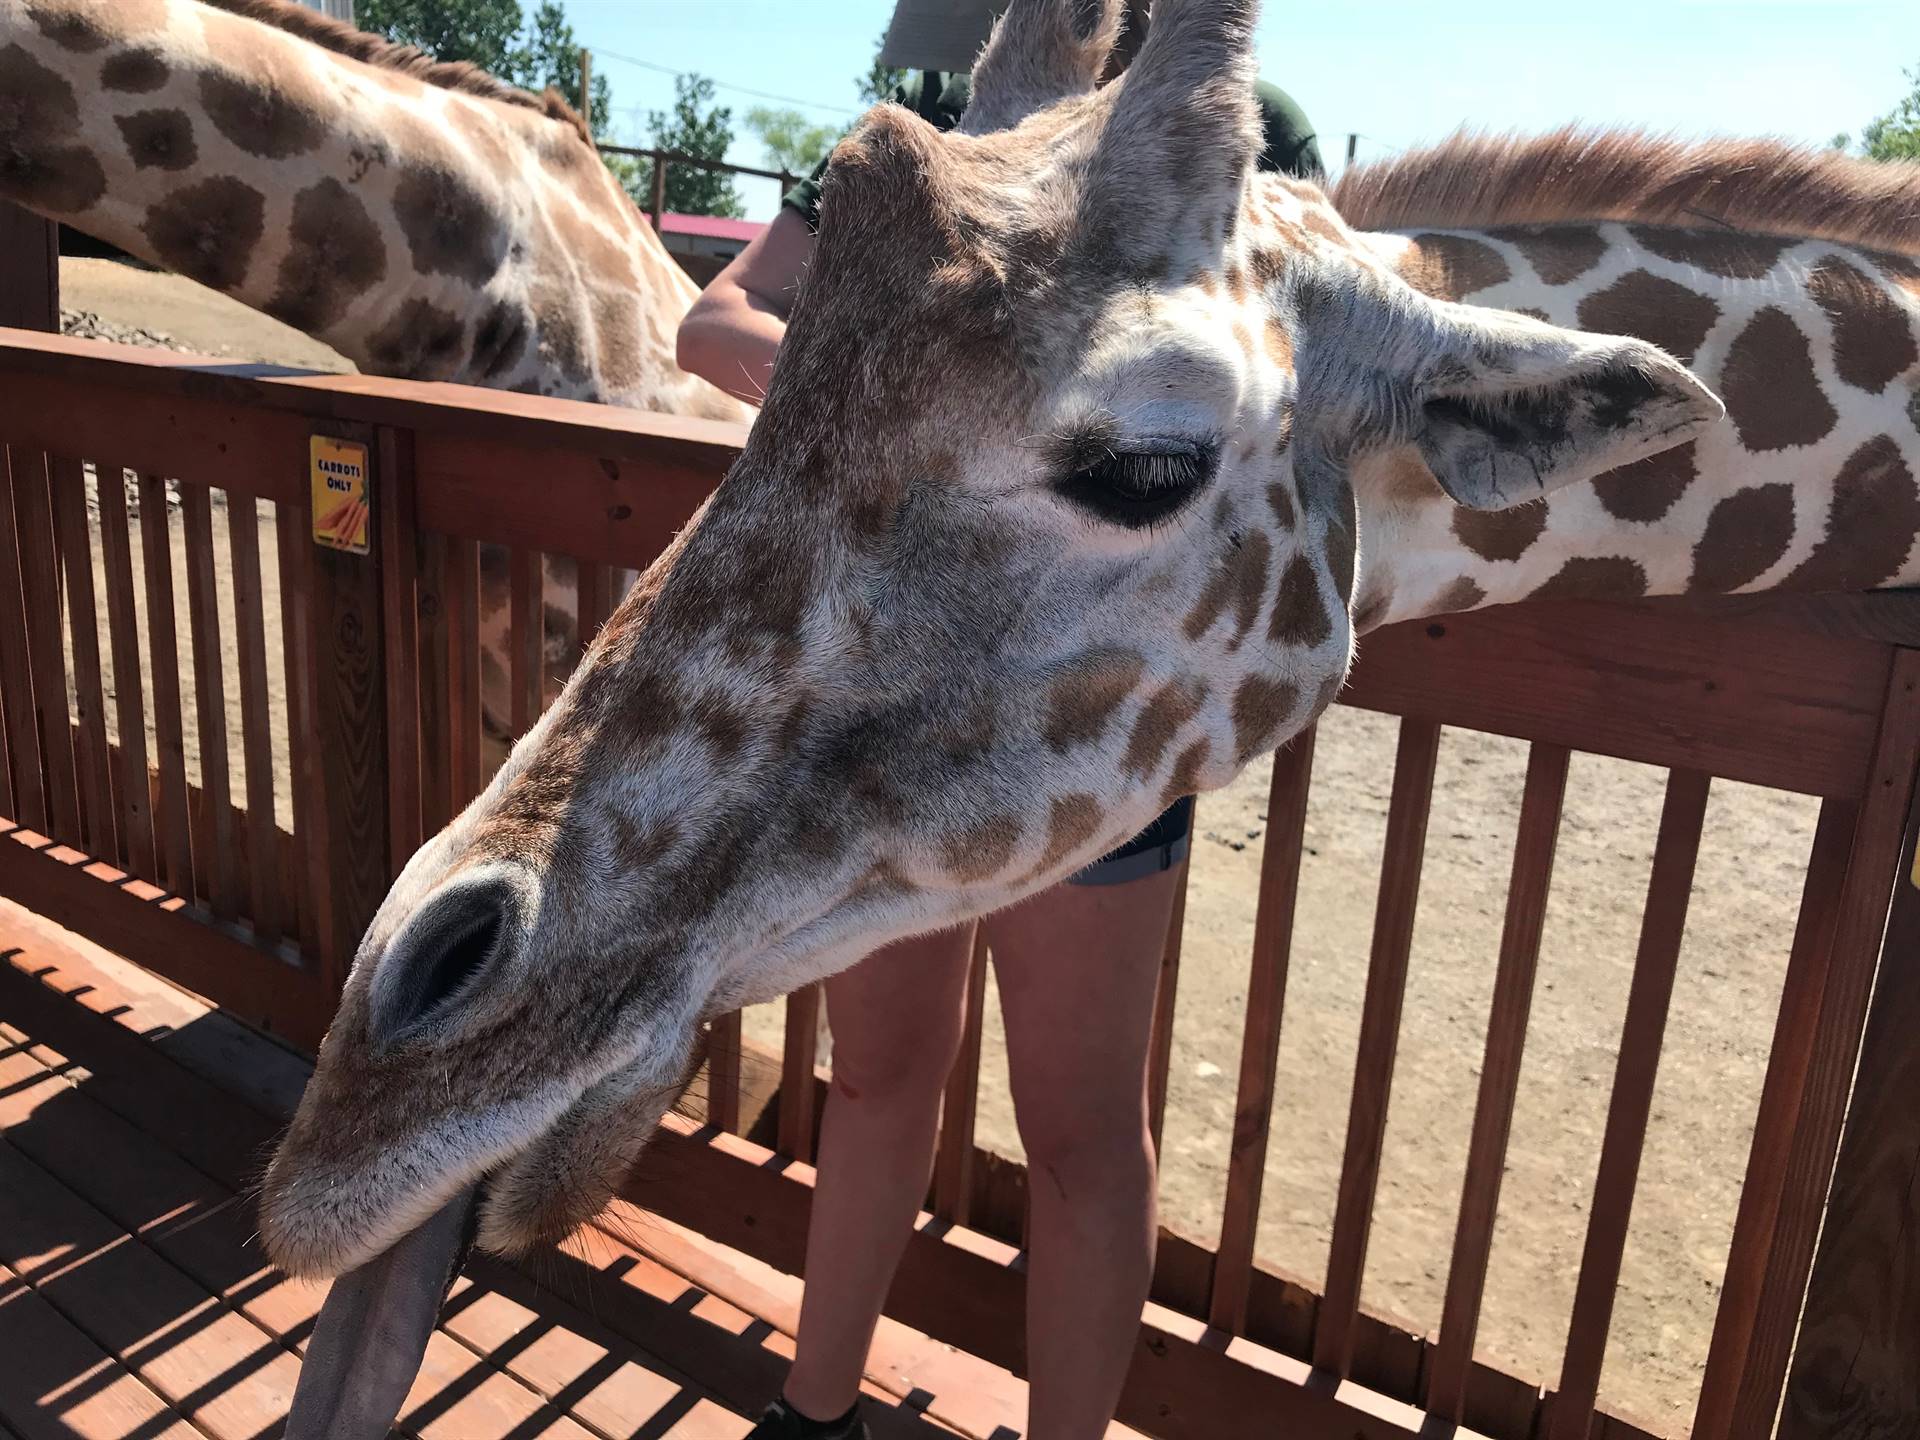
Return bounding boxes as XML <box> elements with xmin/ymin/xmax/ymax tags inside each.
<box><xmin>1709</xmin><ymin>650</ymin><xmax>1920</xmax><ymax>1439</ymax></box>
<box><xmin>509</xmin><ymin>545</ymin><xmax>542</xmax><ymax>737</ymax></box>
<box><xmin>94</xmin><ymin>463</ymin><xmax>156</xmax><ymax>881</ymax></box>
<box><xmin>707</xmin><ymin>1008</ymin><xmax>742</xmax><ymax>1134</ymax></box>
<box><xmin>378</xmin><ymin>427</ymin><xmax>422</xmax><ymax>866</ymax></box>
<box><xmin>1208</xmin><ymin>728</ymin><xmax>1318</xmax><ymax>1332</ymax></box>
<box><xmin>276</xmin><ymin>498</ymin><xmax>323</xmax><ymax>962</ymax></box>
<box><xmin>447</xmin><ymin>536</ymin><xmax>483</xmax><ymax>808</ymax></box>
<box><xmin>0</xmin><ymin>449</ymin><xmax>45</xmax><ymax>830</ymax></box>
<box><xmin>1547</xmin><ymin>767</ymin><xmax>1712</xmax><ymax>1440</ymax></box>
<box><xmin>1781</xmin><ymin>724</ymin><xmax>1920</xmax><ymax>1438</ymax></box>
<box><xmin>416</xmin><ymin>531</ymin><xmax>453</xmax><ymax>836</ymax></box>
<box><xmin>1146</xmin><ymin>845</ymin><xmax>1191</xmax><ymax>1159</ymax></box>
<box><xmin>49</xmin><ymin>456</ymin><xmax>114</xmax><ymax>857</ymax></box>
<box><xmin>1313</xmin><ymin>716</ymin><xmax>1442</xmax><ymax>1375</ymax></box>
<box><xmin>1688</xmin><ymin>797</ymin><xmax>1853</xmax><ymax>1437</ymax></box>
<box><xmin>779</xmin><ymin>984</ymin><xmax>822</xmax><ymax>1163</ymax></box>
<box><xmin>9</xmin><ymin>446</ymin><xmax>80</xmax><ymax>846</ymax></box>
<box><xmin>226</xmin><ymin>492</ymin><xmax>280</xmax><ymax>943</ymax></box>
<box><xmin>305</xmin><ymin>425</ymin><xmax>391</xmax><ymax>995</ymax></box>
<box><xmin>136</xmin><ymin>470</ymin><xmax>194</xmax><ymax>898</ymax></box>
<box><xmin>1428</xmin><ymin>742</ymin><xmax>1571</xmax><ymax>1423</ymax></box>
<box><xmin>178</xmin><ymin>481</ymin><xmax>239</xmax><ymax>918</ymax></box>
<box><xmin>578</xmin><ymin>559</ymin><xmax>612</xmax><ymax>652</ymax></box>
<box><xmin>934</xmin><ymin>923</ymin><xmax>991</xmax><ymax>1224</ymax></box>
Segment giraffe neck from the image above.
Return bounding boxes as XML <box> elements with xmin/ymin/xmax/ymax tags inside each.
<box><xmin>3</xmin><ymin>0</ymin><xmax>748</xmax><ymax>421</ymax></box>
<box><xmin>1349</xmin><ymin>222</ymin><xmax>1920</xmax><ymax>629</ymax></box>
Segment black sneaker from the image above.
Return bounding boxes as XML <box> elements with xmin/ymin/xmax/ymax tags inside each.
<box><xmin>746</xmin><ymin>1396</ymin><xmax>869</xmax><ymax>1440</ymax></box>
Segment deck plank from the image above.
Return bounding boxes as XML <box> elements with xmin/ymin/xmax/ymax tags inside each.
<box><xmin>0</xmin><ymin>1259</ymin><xmax>206</xmax><ymax>1440</ymax></box>
<box><xmin>0</xmin><ymin>1137</ymin><xmax>301</xmax><ymax>1439</ymax></box>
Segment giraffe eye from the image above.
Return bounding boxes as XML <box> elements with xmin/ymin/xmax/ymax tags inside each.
<box><xmin>1053</xmin><ymin>443</ymin><xmax>1215</xmax><ymax>530</ymax></box>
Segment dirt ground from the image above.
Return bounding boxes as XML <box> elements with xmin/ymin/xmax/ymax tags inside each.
<box><xmin>55</xmin><ymin>258</ymin><xmax>1823</xmax><ymax>1434</ymax></box>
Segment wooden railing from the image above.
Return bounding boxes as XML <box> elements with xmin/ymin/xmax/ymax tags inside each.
<box><xmin>1</xmin><ymin>326</ymin><xmax>1916</xmax><ymax>1440</ymax></box>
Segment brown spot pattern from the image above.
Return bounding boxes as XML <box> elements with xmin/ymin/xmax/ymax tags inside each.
<box><xmin>1038</xmin><ymin>793</ymin><xmax>1103</xmax><ymax>872</ymax></box>
<box><xmin>1432</xmin><ymin>577</ymin><xmax>1486</xmax><ymax>613</ymax></box>
<box><xmin>1630</xmin><ymin>226</ymin><xmax>1789</xmax><ymax>280</ymax></box>
<box><xmin>1593</xmin><ymin>441</ymin><xmax>1698</xmax><ymax>524</ymax></box>
<box><xmin>471</xmin><ymin>300</ymin><xmax>531</xmax><ymax>381</ymax></box>
<box><xmin>1488</xmin><ymin>225</ymin><xmax>1609</xmax><ymax>286</ymax></box>
<box><xmin>1689</xmin><ymin>484</ymin><xmax>1795</xmax><ymax>592</ymax></box>
<box><xmin>1231</xmin><ymin>675</ymin><xmax>1298</xmax><ymax>761</ymax></box>
<box><xmin>31</xmin><ymin>3</ymin><xmax>109</xmax><ymax>50</ymax></box>
<box><xmin>198</xmin><ymin>69</ymin><xmax>324</xmax><ymax>160</ymax></box>
<box><xmin>1720</xmin><ymin>307</ymin><xmax>1838</xmax><ymax>452</ymax></box>
<box><xmin>1162</xmin><ymin>739</ymin><xmax>1211</xmax><ymax>807</ymax></box>
<box><xmin>101</xmin><ymin>47</ymin><xmax>169</xmax><ymax>92</ymax></box>
<box><xmin>610</xmin><ymin>814</ymin><xmax>678</xmax><ymax>872</ymax></box>
<box><xmin>1266</xmin><ymin>483</ymin><xmax>1296</xmax><ymax>530</ymax></box>
<box><xmin>1807</xmin><ymin>254</ymin><xmax>1918</xmax><ymax>395</ymax></box>
<box><xmin>1402</xmin><ymin>232</ymin><xmax>1512</xmax><ymax>300</ymax></box>
<box><xmin>114</xmin><ymin>109</ymin><xmax>197</xmax><ymax>172</ymax></box>
<box><xmin>1269</xmin><ymin>554</ymin><xmax>1331</xmax><ymax>647</ymax></box>
<box><xmin>1576</xmin><ymin>270</ymin><xmax>1721</xmax><ymax>364</ymax></box>
<box><xmin>267</xmin><ymin>179</ymin><xmax>387</xmax><ymax>334</ymax></box>
<box><xmin>942</xmin><ymin>815</ymin><xmax>1021</xmax><ymax>883</ymax></box>
<box><xmin>367</xmin><ymin>297</ymin><xmax>467</xmax><ymax>378</ymax></box>
<box><xmin>1528</xmin><ymin>556</ymin><xmax>1648</xmax><ymax>602</ymax></box>
<box><xmin>1122</xmin><ymin>679</ymin><xmax>1206</xmax><ymax>779</ymax></box>
<box><xmin>142</xmin><ymin>177</ymin><xmax>265</xmax><ymax>291</ymax></box>
<box><xmin>395</xmin><ymin>164</ymin><xmax>506</xmax><ymax>285</ymax></box>
<box><xmin>0</xmin><ymin>43</ymin><xmax>105</xmax><ymax>214</ymax></box>
<box><xmin>1183</xmin><ymin>530</ymin><xmax>1271</xmax><ymax>645</ymax></box>
<box><xmin>1452</xmin><ymin>503</ymin><xmax>1546</xmax><ymax>562</ymax></box>
<box><xmin>1043</xmin><ymin>650</ymin><xmax>1144</xmax><ymax>751</ymax></box>
<box><xmin>1780</xmin><ymin>435</ymin><xmax>1920</xmax><ymax>591</ymax></box>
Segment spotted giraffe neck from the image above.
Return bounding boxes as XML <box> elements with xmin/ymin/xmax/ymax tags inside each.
<box><xmin>2</xmin><ymin>0</ymin><xmax>749</xmax><ymax>421</ymax></box>
<box><xmin>1349</xmin><ymin>220</ymin><xmax>1920</xmax><ymax>629</ymax></box>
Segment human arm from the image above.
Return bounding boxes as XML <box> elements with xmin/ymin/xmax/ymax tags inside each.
<box><xmin>675</xmin><ymin>206</ymin><xmax>817</xmax><ymax>406</ymax></box>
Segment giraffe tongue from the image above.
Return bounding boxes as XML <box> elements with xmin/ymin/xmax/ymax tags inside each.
<box><xmin>283</xmin><ymin>1185</ymin><xmax>480</xmax><ymax>1440</ymax></box>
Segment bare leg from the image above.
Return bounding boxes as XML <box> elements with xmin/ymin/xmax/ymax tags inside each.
<box><xmin>989</xmin><ymin>869</ymin><xmax>1179</xmax><ymax>1440</ymax></box>
<box><xmin>780</xmin><ymin>925</ymin><xmax>976</xmax><ymax>1420</ymax></box>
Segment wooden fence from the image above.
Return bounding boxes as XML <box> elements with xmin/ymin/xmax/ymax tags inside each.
<box><xmin>1</xmin><ymin>325</ymin><xmax>1916</xmax><ymax>1440</ymax></box>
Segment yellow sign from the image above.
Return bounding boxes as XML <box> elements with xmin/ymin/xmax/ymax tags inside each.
<box><xmin>310</xmin><ymin>436</ymin><xmax>370</xmax><ymax>555</ymax></box>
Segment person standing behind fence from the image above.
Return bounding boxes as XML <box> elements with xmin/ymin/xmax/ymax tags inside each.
<box><xmin>676</xmin><ymin>4</ymin><xmax>1323</xmax><ymax>1437</ymax></box>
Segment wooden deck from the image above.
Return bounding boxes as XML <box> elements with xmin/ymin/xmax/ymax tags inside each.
<box><xmin>0</xmin><ymin>899</ymin><xmax>1057</xmax><ymax>1440</ymax></box>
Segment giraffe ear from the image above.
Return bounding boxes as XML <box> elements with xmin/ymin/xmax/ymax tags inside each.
<box><xmin>1406</xmin><ymin>311</ymin><xmax>1726</xmax><ymax>512</ymax></box>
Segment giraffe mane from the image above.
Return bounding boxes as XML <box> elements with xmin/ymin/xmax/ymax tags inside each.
<box><xmin>1331</xmin><ymin>126</ymin><xmax>1920</xmax><ymax>257</ymax></box>
<box><xmin>190</xmin><ymin>0</ymin><xmax>594</xmax><ymax>143</ymax></box>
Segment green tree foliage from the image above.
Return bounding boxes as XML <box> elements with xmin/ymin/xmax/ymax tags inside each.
<box><xmin>633</xmin><ymin>75</ymin><xmax>743</xmax><ymax>218</ymax></box>
<box><xmin>1856</xmin><ymin>62</ymin><xmax>1920</xmax><ymax>162</ymax></box>
<box><xmin>745</xmin><ymin>107</ymin><xmax>837</xmax><ymax>177</ymax></box>
<box><xmin>356</xmin><ymin>0</ymin><xmax>524</xmax><ymax>71</ymax></box>
<box><xmin>518</xmin><ymin>0</ymin><xmax>611</xmax><ymax>133</ymax></box>
<box><xmin>858</xmin><ymin>32</ymin><xmax>907</xmax><ymax>105</ymax></box>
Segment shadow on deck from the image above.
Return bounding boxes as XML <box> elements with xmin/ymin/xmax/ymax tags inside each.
<box><xmin>0</xmin><ymin>900</ymin><xmax>1034</xmax><ymax>1440</ymax></box>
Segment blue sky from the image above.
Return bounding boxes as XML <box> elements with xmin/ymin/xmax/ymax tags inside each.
<box><xmin>564</xmin><ymin>0</ymin><xmax>1918</xmax><ymax>221</ymax></box>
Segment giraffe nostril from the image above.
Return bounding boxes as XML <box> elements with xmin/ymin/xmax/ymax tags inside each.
<box><xmin>373</xmin><ymin>878</ymin><xmax>513</xmax><ymax>1043</ymax></box>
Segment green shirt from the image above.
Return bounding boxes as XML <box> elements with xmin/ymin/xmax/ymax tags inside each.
<box><xmin>783</xmin><ymin>70</ymin><xmax>1324</xmax><ymax>232</ymax></box>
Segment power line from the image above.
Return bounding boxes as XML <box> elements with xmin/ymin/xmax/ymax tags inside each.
<box><xmin>586</xmin><ymin>43</ymin><xmax>861</xmax><ymax>119</ymax></box>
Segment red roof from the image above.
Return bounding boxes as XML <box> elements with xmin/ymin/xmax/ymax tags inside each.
<box><xmin>657</xmin><ymin>212</ymin><xmax>764</xmax><ymax>243</ymax></box>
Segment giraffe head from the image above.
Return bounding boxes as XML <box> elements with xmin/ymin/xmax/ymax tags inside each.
<box><xmin>262</xmin><ymin>0</ymin><xmax>1721</xmax><ymax>1288</ymax></box>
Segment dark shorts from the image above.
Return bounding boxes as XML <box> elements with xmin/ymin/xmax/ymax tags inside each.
<box><xmin>1068</xmin><ymin>795</ymin><xmax>1195</xmax><ymax>887</ymax></box>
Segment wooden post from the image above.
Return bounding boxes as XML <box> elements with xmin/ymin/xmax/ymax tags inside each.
<box><xmin>650</xmin><ymin>149</ymin><xmax>668</xmax><ymax>233</ymax></box>
<box><xmin>0</xmin><ymin>204</ymin><xmax>58</xmax><ymax>332</ymax></box>
<box><xmin>578</xmin><ymin>48</ymin><xmax>593</xmax><ymax>137</ymax></box>
<box><xmin>1780</xmin><ymin>693</ymin><xmax>1920</xmax><ymax>1439</ymax></box>
<box><xmin>305</xmin><ymin>422</ymin><xmax>390</xmax><ymax>997</ymax></box>
<box><xmin>1346</xmin><ymin>132</ymin><xmax>1358</xmax><ymax>166</ymax></box>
